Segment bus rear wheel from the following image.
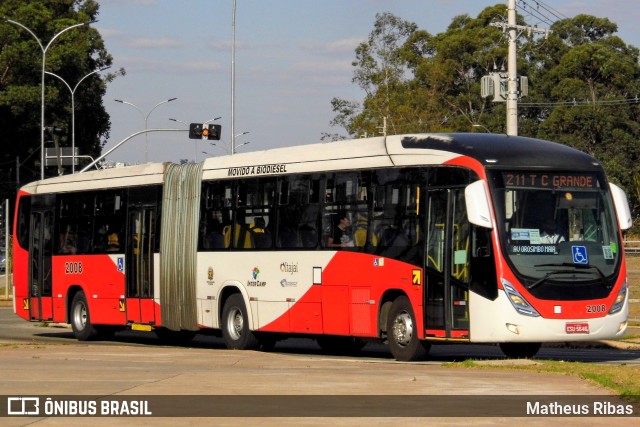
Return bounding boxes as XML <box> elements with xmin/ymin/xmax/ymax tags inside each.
<box><xmin>222</xmin><ymin>294</ymin><xmax>259</xmax><ymax>350</ymax></box>
<box><xmin>387</xmin><ymin>296</ymin><xmax>427</xmax><ymax>361</ymax></box>
<box><xmin>499</xmin><ymin>342</ymin><xmax>541</xmax><ymax>359</ymax></box>
<box><xmin>70</xmin><ymin>291</ymin><xmax>98</xmax><ymax>341</ymax></box>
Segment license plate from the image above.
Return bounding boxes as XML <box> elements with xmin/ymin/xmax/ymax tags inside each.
<box><xmin>565</xmin><ymin>322</ymin><xmax>589</xmax><ymax>334</ymax></box>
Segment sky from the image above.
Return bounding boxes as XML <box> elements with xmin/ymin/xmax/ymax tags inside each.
<box><xmin>95</xmin><ymin>0</ymin><xmax>640</xmax><ymax>164</ymax></box>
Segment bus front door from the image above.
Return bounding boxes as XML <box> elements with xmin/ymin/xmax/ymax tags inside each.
<box><xmin>424</xmin><ymin>188</ymin><xmax>470</xmax><ymax>339</ymax></box>
<box><xmin>125</xmin><ymin>207</ymin><xmax>157</xmax><ymax>325</ymax></box>
<box><xmin>28</xmin><ymin>208</ymin><xmax>54</xmax><ymax>321</ymax></box>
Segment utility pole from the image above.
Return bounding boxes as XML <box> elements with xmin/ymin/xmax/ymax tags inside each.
<box><xmin>489</xmin><ymin>0</ymin><xmax>551</xmax><ymax>136</ymax></box>
<box><xmin>378</xmin><ymin>117</ymin><xmax>387</xmax><ymax>136</ymax></box>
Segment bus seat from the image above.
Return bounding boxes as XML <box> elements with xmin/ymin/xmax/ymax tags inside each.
<box><xmin>252</xmin><ymin>231</ymin><xmax>272</xmax><ymax>249</ymax></box>
<box><xmin>223</xmin><ymin>225</ymin><xmax>232</xmax><ymax>248</ymax></box>
<box><xmin>354</xmin><ymin>227</ymin><xmax>378</xmax><ymax>248</ymax></box>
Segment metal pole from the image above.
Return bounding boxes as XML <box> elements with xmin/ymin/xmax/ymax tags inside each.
<box><xmin>46</xmin><ymin>70</ymin><xmax>108</xmax><ymax>173</ymax></box>
<box><xmin>5</xmin><ymin>19</ymin><xmax>88</xmax><ymax>179</ymax></box>
<box><xmin>231</xmin><ymin>0</ymin><xmax>237</xmax><ymax>155</ymax></box>
<box><xmin>79</xmin><ymin>128</ymin><xmax>185</xmax><ymax>172</ymax></box>
<box><xmin>115</xmin><ymin>98</ymin><xmax>177</xmax><ymax>163</ymax></box>
<box><xmin>234</xmin><ymin>131</ymin><xmax>249</xmax><ymax>151</ymax></box>
<box><xmin>506</xmin><ymin>0</ymin><xmax>518</xmax><ymax>136</ymax></box>
<box><xmin>70</xmin><ymin>67</ymin><xmax>110</xmax><ymax>172</ymax></box>
<box><xmin>145</xmin><ymin>98</ymin><xmax>177</xmax><ymax>162</ymax></box>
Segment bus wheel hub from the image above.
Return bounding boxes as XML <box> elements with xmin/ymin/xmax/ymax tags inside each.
<box><xmin>392</xmin><ymin>311</ymin><xmax>413</xmax><ymax>347</ymax></box>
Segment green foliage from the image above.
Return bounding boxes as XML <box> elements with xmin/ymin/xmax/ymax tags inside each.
<box><xmin>446</xmin><ymin>359</ymin><xmax>640</xmax><ymax>399</ymax></box>
<box><xmin>0</xmin><ymin>0</ymin><xmax>125</xmax><ymax>201</ymax></box>
<box><xmin>331</xmin><ymin>5</ymin><xmax>640</xmax><ymax>216</ymax></box>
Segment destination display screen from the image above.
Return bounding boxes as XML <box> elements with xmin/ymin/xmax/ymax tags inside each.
<box><xmin>502</xmin><ymin>172</ymin><xmax>598</xmax><ymax>189</ymax></box>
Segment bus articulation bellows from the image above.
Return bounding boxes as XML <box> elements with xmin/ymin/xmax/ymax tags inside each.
<box><xmin>12</xmin><ymin>133</ymin><xmax>632</xmax><ymax>360</ymax></box>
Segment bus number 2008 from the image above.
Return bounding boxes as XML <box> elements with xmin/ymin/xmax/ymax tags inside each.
<box><xmin>64</xmin><ymin>262</ymin><xmax>83</xmax><ymax>274</ymax></box>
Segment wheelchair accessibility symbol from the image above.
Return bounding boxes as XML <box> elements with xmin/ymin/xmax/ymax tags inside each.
<box><xmin>572</xmin><ymin>246</ymin><xmax>588</xmax><ymax>265</ymax></box>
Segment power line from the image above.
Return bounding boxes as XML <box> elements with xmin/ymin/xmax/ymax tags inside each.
<box><xmin>517</xmin><ymin>0</ymin><xmax>567</xmax><ymax>28</ymax></box>
<box><xmin>516</xmin><ymin>2</ymin><xmax>554</xmax><ymax>27</ymax></box>
<box><xmin>520</xmin><ymin>97</ymin><xmax>640</xmax><ymax>107</ymax></box>
<box><xmin>530</xmin><ymin>1</ymin><xmax>567</xmax><ymax>21</ymax></box>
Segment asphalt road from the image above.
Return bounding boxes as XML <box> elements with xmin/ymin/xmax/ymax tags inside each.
<box><xmin>0</xmin><ymin>305</ymin><xmax>638</xmax><ymax>365</ymax></box>
<box><xmin>0</xmin><ymin>305</ymin><xmax>638</xmax><ymax>425</ymax></box>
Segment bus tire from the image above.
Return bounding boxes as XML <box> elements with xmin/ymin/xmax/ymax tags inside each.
<box><xmin>387</xmin><ymin>295</ymin><xmax>426</xmax><ymax>361</ymax></box>
<box><xmin>70</xmin><ymin>291</ymin><xmax>98</xmax><ymax>341</ymax></box>
<box><xmin>222</xmin><ymin>294</ymin><xmax>259</xmax><ymax>350</ymax></box>
<box><xmin>499</xmin><ymin>342</ymin><xmax>541</xmax><ymax>359</ymax></box>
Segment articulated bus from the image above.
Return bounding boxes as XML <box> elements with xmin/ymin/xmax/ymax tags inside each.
<box><xmin>12</xmin><ymin>133</ymin><xmax>632</xmax><ymax>361</ymax></box>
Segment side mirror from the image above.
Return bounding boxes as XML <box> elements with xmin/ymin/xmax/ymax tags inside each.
<box><xmin>465</xmin><ymin>180</ymin><xmax>493</xmax><ymax>229</ymax></box>
<box><xmin>609</xmin><ymin>183</ymin><xmax>632</xmax><ymax>230</ymax></box>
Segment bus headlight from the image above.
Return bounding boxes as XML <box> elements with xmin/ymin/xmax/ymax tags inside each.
<box><xmin>502</xmin><ymin>278</ymin><xmax>540</xmax><ymax>317</ymax></box>
<box><xmin>609</xmin><ymin>279</ymin><xmax>627</xmax><ymax>315</ymax></box>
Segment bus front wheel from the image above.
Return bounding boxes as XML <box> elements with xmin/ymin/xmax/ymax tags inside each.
<box><xmin>70</xmin><ymin>291</ymin><xmax>98</xmax><ymax>341</ymax></box>
<box><xmin>221</xmin><ymin>294</ymin><xmax>259</xmax><ymax>350</ymax></box>
<box><xmin>499</xmin><ymin>342</ymin><xmax>541</xmax><ymax>359</ymax></box>
<box><xmin>387</xmin><ymin>296</ymin><xmax>427</xmax><ymax>361</ymax></box>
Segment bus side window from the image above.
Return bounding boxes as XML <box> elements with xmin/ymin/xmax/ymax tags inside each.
<box><xmin>92</xmin><ymin>190</ymin><xmax>125</xmax><ymax>254</ymax></box>
<box><xmin>277</xmin><ymin>175</ymin><xmax>320</xmax><ymax>249</ymax></box>
<box><xmin>469</xmin><ymin>226</ymin><xmax>497</xmax><ymax>300</ymax></box>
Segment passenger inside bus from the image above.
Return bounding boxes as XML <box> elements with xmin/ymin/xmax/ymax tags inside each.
<box><xmin>327</xmin><ymin>209</ymin><xmax>353</xmax><ymax>248</ymax></box>
<box><xmin>59</xmin><ymin>228</ymin><xmax>77</xmax><ymax>254</ymax></box>
<box><xmin>539</xmin><ymin>218</ymin><xmax>565</xmax><ymax>244</ymax></box>
<box><xmin>98</xmin><ymin>223</ymin><xmax>121</xmax><ymax>252</ymax></box>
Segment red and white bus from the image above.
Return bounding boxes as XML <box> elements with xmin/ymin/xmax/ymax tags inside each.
<box><xmin>12</xmin><ymin>133</ymin><xmax>632</xmax><ymax>360</ymax></box>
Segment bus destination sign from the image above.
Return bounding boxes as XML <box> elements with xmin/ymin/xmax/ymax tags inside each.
<box><xmin>502</xmin><ymin>172</ymin><xmax>598</xmax><ymax>189</ymax></box>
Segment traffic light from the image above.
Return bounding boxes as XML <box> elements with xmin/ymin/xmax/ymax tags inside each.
<box><xmin>189</xmin><ymin>123</ymin><xmax>221</xmax><ymax>140</ymax></box>
<box><xmin>188</xmin><ymin>123</ymin><xmax>203</xmax><ymax>139</ymax></box>
<box><xmin>203</xmin><ymin>124</ymin><xmax>221</xmax><ymax>140</ymax></box>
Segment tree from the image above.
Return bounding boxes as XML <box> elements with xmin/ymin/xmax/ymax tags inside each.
<box><xmin>532</xmin><ymin>15</ymin><xmax>640</xmax><ymax>212</ymax></box>
<box><xmin>331</xmin><ymin>6</ymin><xmax>510</xmax><ymax>138</ymax></box>
<box><xmin>329</xmin><ymin>12</ymin><xmax>418</xmax><ymax>138</ymax></box>
<box><xmin>331</xmin><ymin>7</ymin><xmax>640</xmax><ymax>217</ymax></box>
<box><xmin>0</xmin><ymin>0</ymin><xmax>124</xmax><ymax>202</ymax></box>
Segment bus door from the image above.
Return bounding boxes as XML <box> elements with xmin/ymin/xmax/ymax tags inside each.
<box><xmin>125</xmin><ymin>195</ymin><xmax>158</xmax><ymax>325</ymax></box>
<box><xmin>424</xmin><ymin>188</ymin><xmax>470</xmax><ymax>338</ymax></box>
<box><xmin>28</xmin><ymin>204</ymin><xmax>54</xmax><ymax>321</ymax></box>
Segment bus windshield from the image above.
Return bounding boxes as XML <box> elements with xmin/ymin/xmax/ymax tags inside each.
<box><xmin>491</xmin><ymin>171</ymin><xmax>621</xmax><ymax>291</ymax></box>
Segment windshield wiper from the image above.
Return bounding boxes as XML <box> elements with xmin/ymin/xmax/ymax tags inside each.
<box><xmin>530</xmin><ymin>263</ymin><xmax>609</xmax><ymax>289</ymax></box>
<box><xmin>527</xmin><ymin>269</ymin><xmax>592</xmax><ymax>290</ymax></box>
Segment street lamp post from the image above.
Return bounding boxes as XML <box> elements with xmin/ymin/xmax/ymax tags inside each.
<box><xmin>210</xmin><ymin>131</ymin><xmax>249</xmax><ymax>155</ymax></box>
<box><xmin>45</xmin><ymin>66</ymin><xmax>111</xmax><ymax>173</ymax></box>
<box><xmin>5</xmin><ymin>18</ymin><xmax>90</xmax><ymax>179</ymax></box>
<box><xmin>235</xmin><ymin>141</ymin><xmax>250</xmax><ymax>151</ymax></box>
<box><xmin>232</xmin><ymin>131</ymin><xmax>249</xmax><ymax>154</ymax></box>
<box><xmin>115</xmin><ymin>97</ymin><xmax>178</xmax><ymax>163</ymax></box>
<box><xmin>231</xmin><ymin>0</ymin><xmax>238</xmax><ymax>156</ymax></box>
